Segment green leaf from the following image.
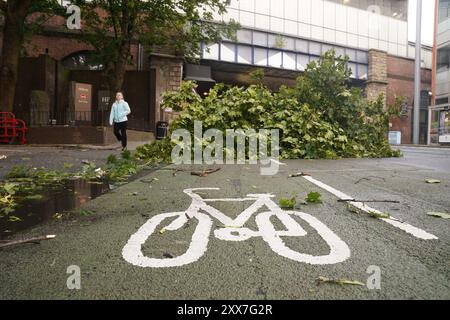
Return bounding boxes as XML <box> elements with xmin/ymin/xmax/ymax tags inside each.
<box><xmin>8</xmin><ymin>215</ymin><xmax>23</xmax><ymax>222</ymax></box>
<box><xmin>367</xmin><ymin>211</ymin><xmax>390</xmax><ymax>219</ymax></box>
<box><xmin>279</xmin><ymin>197</ymin><xmax>296</xmax><ymax>209</ymax></box>
<box><xmin>306</xmin><ymin>192</ymin><xmax>322</xmax><ymax>204</ymax></box>
<box><xmin>80</xmin><ymin>209</ymin><xmax>95</xmax><ymax>217</ymax></box>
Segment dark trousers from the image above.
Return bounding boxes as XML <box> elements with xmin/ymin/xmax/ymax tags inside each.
<box><xmin>113</xmin><ymin>121</ymin><xmax>127</xmax><ymax>148</ymax></box>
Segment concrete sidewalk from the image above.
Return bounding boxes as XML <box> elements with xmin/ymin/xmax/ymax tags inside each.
<box><xmin>25</xmin><ymin>140</ymin><xmax>150</xmax><ymax>151</ymax></box>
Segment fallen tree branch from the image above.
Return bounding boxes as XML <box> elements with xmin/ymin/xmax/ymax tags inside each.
<box><xmin>317</xmin><ymin>276</ymin><xmax>365</xmax><ymax>286</ymax></box>
<box><xmin>338</xmin><ymin>199</ymin><xmax>400</xmax><ymax>204</ymax></box>
<box><xmin>355</xmin><ymin>176</ymin><xmax>386</xmax><ymax>184</ymax></box>
<box><xmin>0</xmin><ymin>235</ymin><xmax>56</xmax><ymax>249</ymax></box>
<box><xmin>288</xmin><ymin>172</ymin><xmax>310</xmax><ymax>178</ymax></box>
<box><xmin>191</xmin><ymin>168</ymin><xmax>221</xmax><ymax>177</ymax></box>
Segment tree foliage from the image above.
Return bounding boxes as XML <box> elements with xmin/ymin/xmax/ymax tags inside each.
<box><xmin>137</xmin><ymin>50</ymin><xmax>403</xmax><ymax>161</ymax></box>
<box><xmin>0</xmin><ymin>0</ymin><xmax>64</xmax><ymax>112</ymax></box>
<box><xmin>72</xmin><ymin>0</ymin><xmax>238</xmax><ymax>92</ymax></box>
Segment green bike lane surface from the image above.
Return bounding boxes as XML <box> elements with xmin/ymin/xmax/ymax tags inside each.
<box><xmin>0</xmin><ymin>159</ymin><xmax>449</xmax><ymax>300</ymax></box>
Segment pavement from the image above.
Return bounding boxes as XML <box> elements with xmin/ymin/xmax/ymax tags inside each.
<box><xmin>0</xmin><ymin>141</ymin><xmax>145</xmax><ymax>179</ymax></box>
<box><xmin>0</xmin><ymin>146</ymin><xmax>449</xmax><ymax>300</ymax></box>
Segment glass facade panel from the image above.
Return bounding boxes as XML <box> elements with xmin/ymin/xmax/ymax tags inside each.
<box><xmin>439</xmin><ymin>0</ymin><xmax>450</xmax><ymax>23</ymax></box>
<box><xmin>254</xmin><ymin>48</ymin><xmax>268</xmax><ymax>66</ymax></box>
<box><xmin>437</xmin><ymin>45</ymin><xmax>450</xmax><ymax>73</ymax></box>
<box><xmin>283</xmin><ymin>52</ymin><xmax>297</xmax><ymax>70</ymax></box>
<box><xmin>357</xmin><ymin>64</ymin><xmax>368</xmax><ymax>80</ymax></box>
<box><xmin>297</xmin><ymin>54</ymin><xmax>310</xmax><ymax>71</ymax></box>
<box><xmin>237</xmin><ymin>29</ymin><xmax>252</xmax><ymax>44</ymax></box>
<box><xmin>253</xmin><ymin>32</ymin><xmax>268</xmax><ymax>47</ymax></box>
<box><xmin>221</xmin><ymin>43</ymin><xmax>236</xmax><ymax>62</ymax></box>
<box><xmin>309</xmin><ymin>42</ymin><xmax>321</xmax><ymax>56</ymax></box>
<box><xmin>203</xmin><ymin>44</ymin><xmax>219</xmax><ymax>60</ymax></box>
<box><xmin>237</xmin><ymin>45</ymin><xmax>252</xmax><ymax>64</ymax></box>
<box><xmin>348</xmin><ymin>62</ymin><xmax>357</xmax><ymax>78</ymax></box>
<box><xmin>268</xmin><ymin>50</ymin><xmax>283</xmax><ymax>68</ymax></box>
<box><xmin>295</xmin><ymin>39</ymin><xmax>309</xmax><ymax>53</ymax></box>
<box><xmin>330</xmin><ymin>0</ymin><xmax>408</xmax><ymax>20</ymax></box>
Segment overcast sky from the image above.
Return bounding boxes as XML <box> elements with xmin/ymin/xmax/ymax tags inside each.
<box><xmin>408</xmin><ymin>0</ymin><xmax>435</xmax><ymax>46</ymax></box>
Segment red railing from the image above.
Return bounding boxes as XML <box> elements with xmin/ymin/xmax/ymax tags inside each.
<box><xmin>0</xmin><ymin>112</ymin><xmax>28</xmax><ymax>145</ymax></box>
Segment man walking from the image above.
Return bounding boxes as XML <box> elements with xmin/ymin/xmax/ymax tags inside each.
<box><xmin>109</xmin><ymin>92</ymin><xmax>131</xmax><ymax>151</ymax></box>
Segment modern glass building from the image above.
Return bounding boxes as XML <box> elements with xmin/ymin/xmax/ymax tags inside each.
<box><xmin>201</xmin><ymin>0</ymin><xmax>432</xmax><ymax>79</ymax></box>
<box><xmin>434</xmin><ymin>0</ymin><xmax>450</xmax><ymax>143</ymax></box>
<box><xmin>436</xmin><ymin>0</ymin><xmax>450</xmax><ymax>104</ymax></box>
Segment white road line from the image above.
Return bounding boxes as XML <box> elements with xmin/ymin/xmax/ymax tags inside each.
<box><xmin>302</xmin><ymin>176</ymin><xmax>438</xmax><ymax>241</ymax></box>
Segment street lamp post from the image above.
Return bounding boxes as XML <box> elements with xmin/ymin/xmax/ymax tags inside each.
<box><xmin>413</xmin><ymin>0</ymin><xmax>423</xmax><ymax>145</ymax></box>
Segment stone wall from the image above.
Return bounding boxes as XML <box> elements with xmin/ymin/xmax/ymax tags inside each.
<box><xmin>366</xmin><ymin>49</ymin><xmax>388</xmax><ymax>105</ymax></box>
<box><xmin>149</xmin><ymin>55</ymin><xmax>183</xmax><ymax>125</ymax></box>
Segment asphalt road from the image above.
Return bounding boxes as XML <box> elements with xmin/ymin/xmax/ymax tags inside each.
<box><xmin>0</xmin><ymin>147</ymin><xmax>449</xmax><ymax>300</ymax></box>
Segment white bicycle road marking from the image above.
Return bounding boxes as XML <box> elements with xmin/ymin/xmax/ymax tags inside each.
<box><xmin>122</xmin><ymin>188</ymin><xmax>351</xmax><ymax>268</ymax></box>
<box><xmin>302</xmin><ymin>176</ymin><xmax>438</xmax><ymax>240</ymax></box>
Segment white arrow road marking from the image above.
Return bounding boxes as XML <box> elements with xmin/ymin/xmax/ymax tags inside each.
<box><xmin>302</xmin><ymin>176</ymin><xmax>438</xmax><ymax>240</ymax></box>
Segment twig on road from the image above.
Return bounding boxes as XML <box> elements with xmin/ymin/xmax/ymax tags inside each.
<box><xmin>191</xmin><ymin>168</ymin><xmax>221</xmax><ymax>177</ymax></box>
<box><xmin>355</xmin><ymin>176</ymin><xmax>386</xmax><ymax>184</ymax></box>
<box><xmin>288</xmin><ymin>172</ymin><xmax>310</xmax><ymax>178</ymax></box>
<box><xmin>317</xmin><ymin>276</ymin><xmax>365</xmax><ymax>286</ymax></box>
<box><xmin>0</xmin><ymin>235</ymin><xmax>56</xmax><ymax>249</ymax></box>
<box><xmin>338</xmin><ymin>199</ymin><xmax>400</xmax><ymax>204</ymax></box>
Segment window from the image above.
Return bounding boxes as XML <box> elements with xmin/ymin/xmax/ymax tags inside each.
<box><xmin>254</xmin><ymin>48</ymin><xmax>268</xmax><ymax>66</ymax></box>
<box><xmin>437</xmin><ymin>46</ymin><xmax>450</xmax><ymax>72</ymax></box>
<box><xmin>61</xmin><ymin>51</ymin><xmax>104</xmax><ymax>70</ymax></box>
<box><xmin>297</xmin><ymin>54</ymin><xmax>309</xmax><ymax>71</ymax></box>
<box><xmin>283</xmin><ymin>52</ymin><xmax>296</xmax><ymax>70</ymax></box>
<box><xmin>331</xmin><ymin>0</ymin><xmax>408</xmax><ymax>21</ymax></box>
<box><xmin>236</xmin><ymin>30</ymin><xmax>252</xmax><ymax>44</ymax></box>
<box><xmin>268</xmin><ymin>50</ymin><xmax>283</xmax><ymax>68</ymax></box>
<box><xmin>309</xmin><ymin>42</ymin><xmax>321</xmax><ymax>56</ymax></box>
<box><xmin>253</xmin><ymin>32</ymin><xmax>268</xmax><ymax>47</ymax></box>
<box><xmin>237</xmin><ymin>45</ymin><xmax>252</xmax><ymax>64</ymax></box>
<box><xmin>439</xmin><ymin>0</ymin><xmax>450</xmax><ymax>23</ymax></box>
<box><xmin>203</xmin><ymin>44</ymin><xmax>219</xmax><ymax>60</ymax></box>
<box><xmin>221</xmin><ymin>43</ymin><xmax>236</xmax><ymax>62</ymax></box>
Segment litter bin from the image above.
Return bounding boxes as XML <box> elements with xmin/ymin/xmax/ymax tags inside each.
<box><xmin>156</xmin><ymin>121</ymin><xmax>169</xmax><ymax>140</ymax></box>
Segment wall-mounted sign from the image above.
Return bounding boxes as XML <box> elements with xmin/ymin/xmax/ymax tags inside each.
<box><xmin>71</xmin><ymin>82</ymin><xmax>92</xmax><ymax>121</ymax></box>
<box><xmin>98</xmin><ymin>90</ymin><xmax>111</xmax><ymax>111</ymax></box>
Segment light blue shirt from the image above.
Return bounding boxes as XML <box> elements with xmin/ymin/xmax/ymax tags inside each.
<box><xmin>109</xmin><ymin>100</ymin><xmax>131</xmax><ymax>125</ymax></box>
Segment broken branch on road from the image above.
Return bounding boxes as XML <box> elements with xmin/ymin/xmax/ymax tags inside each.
<box><xmin>354</xmin><ymin>176</ymin><xmax>386</xmax><ymax>184</ymax></box>
<box><xmin>338</xmin><ymin>199</ymin><xmax>400</xmax><ymax>204</ymax></box>
<box><xmin>317</xmin><ymin>276</ymin><xmax>365</xmax><ymax>286</ymax></box>
<box><xmin>288</xmin><ymin>172</ymin><xmax>310</xmax><ymax>178</ymax></box>
<box><xmin>0</xmin><ymin>235</ymin><xmax>56</xmax><ymax>249</ymax></box>
<box><xmin>191</xmin><ymin>168</ymin><xmax>221</xmax><ymax>177</ymax></box>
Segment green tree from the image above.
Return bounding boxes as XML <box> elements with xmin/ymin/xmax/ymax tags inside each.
<box><xmin>0</xmin><ymin>0</ymin><xmax>63</xmax><ymax>112</ymax></box>
<box><xmin>73</xmin><ymin>0</ymin><xmax>238</xmax><ymax>94</ymax></box>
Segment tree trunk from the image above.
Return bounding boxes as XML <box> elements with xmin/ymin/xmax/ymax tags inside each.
<box><xmin>107</xmin><ymin>2</ymin><xmax>133</xmax><ymax>102</ymax></box>
<box><xmin>109</xmin><ymin>41</ymin><xmax>130</xmax><ymax>94</ymax></box>
<box><xmin>0</xmin><ymin>0</ymin><xmax>33</xmax><ymax>112</ymax></box>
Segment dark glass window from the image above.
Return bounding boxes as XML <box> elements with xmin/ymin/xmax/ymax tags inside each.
<box><xmin>61</xmin><ymin>51</ymin><xmax>104</xmax><ymax>71</ymax></box>
<box><xmin>437</xmin><ymin>46</ymin><xmax>450</xmax><ymax>73</ymax></box>
<box><xmin>436</xmin><ymin>97</ymin><xmax>449</xmax><ymax>105</ymax></box>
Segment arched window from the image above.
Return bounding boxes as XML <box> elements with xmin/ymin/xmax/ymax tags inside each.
<box><xmin>61</xmin><ymin>51</ymin><xmax>105</xmax><ymax>71</ymax></box>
